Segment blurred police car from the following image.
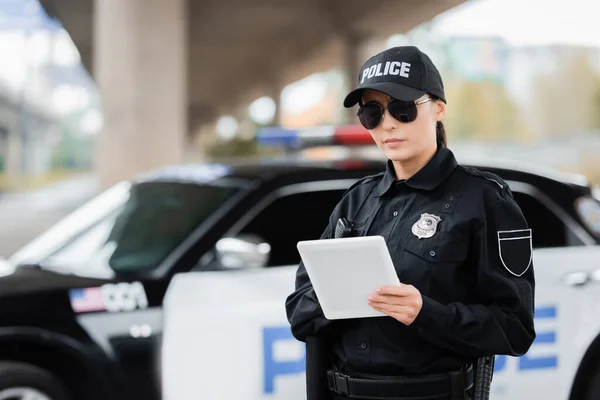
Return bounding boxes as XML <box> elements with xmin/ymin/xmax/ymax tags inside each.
<box><xmin>0</xmin><ymin>125</ymin><xmax>599</xmax><ymax>400</ymax></box>
<box><xmin>161</xmin><ymin>126</ymin><xmax>600</xmax><ymax>400</ymax></box>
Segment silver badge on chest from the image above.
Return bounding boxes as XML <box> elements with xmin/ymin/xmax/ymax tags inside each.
<box><xmin>412</xmin><ymin>213</ymin><xmax>442</xmax><ymax>239</ymax></box>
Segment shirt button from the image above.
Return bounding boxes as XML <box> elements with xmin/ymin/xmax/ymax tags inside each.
<box><xmin>417</xmin><ymin>327</ymin><xmax>424</xmax><ymax>333</ymax></box>
<box><xmin>429</xmin><ymin>250</ymin><xmax>436</xmax><ymax>257</ymax></box>
<box><xmin>393</xmin><ymin>211</ymin><xmax>399</xmax><ymax>217</ymax></box>
<box><xmin>444</xmin><ymin>203</ymin><xmax>450</xmax><ymax>209</ymax></box>
<box><xmin>449</xmin><ymin>196</ymin><xmax>454</xmax><ymax>201</ymax></box>
<box><xmin>360</xmin><ymin>343</ymin><xmax>368</xmax><ymax>349</ymax></box>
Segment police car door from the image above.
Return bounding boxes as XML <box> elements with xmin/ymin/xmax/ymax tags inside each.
<box><xmin>161</xmin><ymin>178</ymin><xmax>357</xmax><ymax>400</ymax></box>
<box><xmin>491</xmin><ymin>182</ymin><xmax>600</xmax><ymax>400</ymax></box>
<box><xmin>32</xmin><ymin>178</ymin><xmax>243</xmax><ymax>399</ymax></box>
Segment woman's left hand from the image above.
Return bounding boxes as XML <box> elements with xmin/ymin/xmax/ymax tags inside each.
<box><xmin>368</xmin><ymin>284</ymin><xmax>423</xmax><ymax>326</ymax></box>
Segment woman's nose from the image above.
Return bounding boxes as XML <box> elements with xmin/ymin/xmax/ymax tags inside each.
<box><xmin>380</xmin><ymin>107</ymin><xmax>397</xmax><ymax>131</ymax></box>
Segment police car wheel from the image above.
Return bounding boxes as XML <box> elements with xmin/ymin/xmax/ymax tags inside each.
<box><xmin>0</xmin><ymin>362</ymin><xmax>71</xmax><ymax>400</ymax></box>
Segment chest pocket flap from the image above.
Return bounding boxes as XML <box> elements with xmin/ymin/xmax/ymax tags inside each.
<box><xmin>402</xmin><ymin>233</ymin><xmax>469</xmax><ymax>263</ymax></box>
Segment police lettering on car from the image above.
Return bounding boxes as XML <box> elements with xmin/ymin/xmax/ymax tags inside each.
<box><xmin>285</xmin><ymin>46</ymin><xmax>536</xmax><ymax>400</ymax></box>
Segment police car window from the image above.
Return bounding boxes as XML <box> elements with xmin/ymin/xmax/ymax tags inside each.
<box><xmin>238</xmin><ymin>188</ymin><xmax>346</xmax><ymax>267</ymax></box>
<box><xmin>38</xmin><ymin>182</ymin><xmax>241</xmax><ymax>278</ymax></box>
<box><xmin>512</xmin><ymin>191</ymin><xmax>584</xmax><ymax>248</ymax></box>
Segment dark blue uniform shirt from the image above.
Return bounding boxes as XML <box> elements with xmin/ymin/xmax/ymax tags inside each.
<box><xmin>285</xmin><ymin>142</ymin><xmax>536</xmax><ymax>376</ymax></box>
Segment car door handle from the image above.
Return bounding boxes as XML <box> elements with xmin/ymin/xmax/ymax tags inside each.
<box><xmin>564</xmin><ymin>272</ymin><xmax>590</xmax><ymax>286</ymax></box>
<box><xmin>130</xmin><ymin>324</ymin><xmax>153</xmax><ymax>338</ymax></box>
<box><xmin>564</xmin><ymin>270</ymin><xmax>600</xmax><ymax>287</ymax></box>
<box><xmin>590</xmin><ymin>269</ymin><xmax>600</xmax><ymax>283</ymax></box>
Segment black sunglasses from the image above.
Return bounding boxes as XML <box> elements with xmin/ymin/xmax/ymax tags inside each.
<box><xmin>357</xmin><ymin>97</ymin><xmax>433</xmax><ymax>130</ymax></box>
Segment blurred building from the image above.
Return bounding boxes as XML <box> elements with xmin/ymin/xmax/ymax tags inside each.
<box><xmin>443</xmin><ymin>36</ymin><xmax>509</xmax><ymax>84</ymax></box>
<box><xmin>0</xmin><ymin>0</ymin><xmax>99</xmax><ymax>189</ymax></box>
<box><xmin>0</xmin><ymin>69</ymin><xmax>58</xmax><ymax>182</ymax></box>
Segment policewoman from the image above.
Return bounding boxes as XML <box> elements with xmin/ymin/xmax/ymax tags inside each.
<box><xmin>285</xmin><ymin>46</ymin><xmax>536</xmax><ymax>400</ymax></box>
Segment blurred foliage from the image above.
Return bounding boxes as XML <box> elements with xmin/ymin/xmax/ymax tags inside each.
<box><xmin>51</xmin><ymin>129</ymin><xmax>95</xmax><ymax>170</ymax></box>
<box><xmin>204</xmin><ymin>135</ymin><xmax>283</xmax><ymax>159</ymax></box>
<box><xmin>580</xmin><ymin>152</ymin><xmax>600</xmax><ymax>186</ymax></box>
<box><xmin>533</xmin><ymin>51</ymin><xmax>600</xmax><ymax>137</ymax></box>
<box><xmin>593</xmin><ymin>79</ymin><xmax>600</xmax><ymax>131</ymax></box>
<box><xmin>205</xmin><ymin>136</ymin><xmax>259</xmax><ymax>157</ymax></box>
<box><xmin>0</xmin><ymin>169</ymin><xmax>89</xmax><ymax>192</ymax></box>
<box><xmin>444</xmin><ymin>79</ymin><xmax>530</xmax><ymax>142</ymax></box>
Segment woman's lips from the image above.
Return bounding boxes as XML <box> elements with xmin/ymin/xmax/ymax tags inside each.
<box><xmin>383</xmin><ymin>138</ymin><xmax>405</xmax><ymax>147</ymax></box>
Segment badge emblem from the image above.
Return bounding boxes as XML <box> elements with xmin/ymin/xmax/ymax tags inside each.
<box><xmin>412</xmin><ymin>213</ymin><xmax>442</xmax><ymax>239</ymax></box>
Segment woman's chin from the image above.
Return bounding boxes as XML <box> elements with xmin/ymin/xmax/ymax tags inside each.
<box><xmin>384</xmin><ymin>147</ymin><xmax>414</xmax><ymax>162</ymax></box>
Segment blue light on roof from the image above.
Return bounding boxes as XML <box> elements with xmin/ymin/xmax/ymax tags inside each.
<box><xmin>256</xmin><ymin>127</ymin><xmax>301</xmax><ymax>148</ymax></box>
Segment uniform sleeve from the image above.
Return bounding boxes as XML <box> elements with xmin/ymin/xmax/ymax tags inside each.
<box><xmin>410</xmin><ymin>190</ymin><xmax>536</xmax><ymax>358</ymax></box>
<box><xmin>285</xmin><ymin>204</ymin><xmax>340</xmax><ymax>342</ymax></box>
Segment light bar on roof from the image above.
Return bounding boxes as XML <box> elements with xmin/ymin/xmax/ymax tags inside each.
<box><xmin>334</xmin><ymin>125</ymin><xmax>374</xmax><ymax>145</ymax></box>
<box><xmin>256</xmin><ymin>124</ymin><xmax>374</xmax><ymax>148</ymax></box>
<box><xmin>256</xmin><ymin>126</ymin><xmax>301</xmax><ymax>147</ymax></box>
<box><xmin>298</xmin><ymin>125</ymin><xmax>336</xmax><ymax>147</ymax></box>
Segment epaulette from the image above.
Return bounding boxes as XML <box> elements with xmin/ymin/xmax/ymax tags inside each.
<box><xmin>342</xmin><ymin>172</ymin><xmax>384</xmax><ymax>197</ymax></box>
<box><xmin>458</xmin><ymin>165</ymin><xmax>506</xmax><ymax>190</ymax></box>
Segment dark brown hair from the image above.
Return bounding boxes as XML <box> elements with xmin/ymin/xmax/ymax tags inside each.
<box><xmin>436</xmin><ymin>121</ymin><xmax>447</xmax><ymax>147</ymax></box>
<box><xmin>431</xmin><ymin>96</ymin><xmax>447</xmax><ymax>146</ymax></box>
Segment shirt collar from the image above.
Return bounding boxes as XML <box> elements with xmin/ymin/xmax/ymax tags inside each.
<box><xmin>374</xmin><ymin>141</ymin><xmax>458</xmax><ymax>197</ymax></box>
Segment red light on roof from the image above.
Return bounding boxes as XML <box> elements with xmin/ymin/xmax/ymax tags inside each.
<box><xmin>334</xmin><ymin>125</ymin><xmax>374</xmax><ymax>146</ymax></box>
<box><xmin>334</xmin><ymin>160</ymin><xmax>370</xmax><ymax>169</ymax></box>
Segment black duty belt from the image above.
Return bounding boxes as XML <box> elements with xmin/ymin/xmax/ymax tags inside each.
<box><xmin>327</xmin><ymin>364</ymin><xmax>474</xmax><ymax>400</ymax></box>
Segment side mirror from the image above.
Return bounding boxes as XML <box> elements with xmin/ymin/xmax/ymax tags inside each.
<box><xmin>214</xmin><ymin>234</ymin><xmax>271</xmax><ymax>270</ymax></box>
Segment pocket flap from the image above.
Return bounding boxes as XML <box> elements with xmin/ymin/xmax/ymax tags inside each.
<box><xmin>402</xmin><ymin>234</ymin><xmax>469</xmax><ymax>263</ymax></box>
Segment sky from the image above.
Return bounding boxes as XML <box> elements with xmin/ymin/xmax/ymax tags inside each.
<box><xmin>434</xmin><ymin>0</ymin><xmax>600</xmax><ymax>48</ymax></box>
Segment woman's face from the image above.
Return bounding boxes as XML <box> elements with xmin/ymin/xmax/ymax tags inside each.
<box><xmin>361</xmin><ymin>89</ymin><xmax>445</xmax><ymax>163</ymax></box>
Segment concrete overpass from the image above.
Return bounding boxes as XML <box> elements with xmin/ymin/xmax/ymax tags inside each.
<box><xmin>38</xmin><ymin>0</ymin><xmax>466</xmax><ymax>188</ymax></box>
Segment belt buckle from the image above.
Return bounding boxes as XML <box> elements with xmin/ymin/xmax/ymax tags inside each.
<box><xmin>333</xmin><ymin>372</ymin><xmax>350</xmax><ymax>396</ymax></box>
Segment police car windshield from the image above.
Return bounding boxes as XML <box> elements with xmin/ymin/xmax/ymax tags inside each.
<box><xmin>11</xmin><ymin>180</ymin><xmax>244</xmax><ymax>279</ymax></box>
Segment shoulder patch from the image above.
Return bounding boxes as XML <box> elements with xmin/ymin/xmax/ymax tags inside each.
<box><xmin>459</xmin><ymin>166</ymin><xmax>505</xmax><ymax>190</ymax></box>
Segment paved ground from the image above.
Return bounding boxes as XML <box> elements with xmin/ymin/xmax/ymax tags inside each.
<box><xmin>0</xmin><ymin>176</ymin><xmax>99</xmax><ymax>258</ymax></box>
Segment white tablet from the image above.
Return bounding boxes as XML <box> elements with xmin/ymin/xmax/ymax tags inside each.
<box><xmin>296</xmin><ymin>235</ymin><xmax>400</xmax><ymax>320</ymax></box>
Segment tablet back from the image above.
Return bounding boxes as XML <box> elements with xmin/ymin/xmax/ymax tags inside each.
<box><xmin>296</xmin><ymin>235</ymin><xmax>400</xmax><ymax>320</ymax></box>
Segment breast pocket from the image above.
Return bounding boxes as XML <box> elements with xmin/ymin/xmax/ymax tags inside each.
<box><xmin>400</xmin><ymin>234</ymin><xmax>470</xmax><ymax>298</ymax></box>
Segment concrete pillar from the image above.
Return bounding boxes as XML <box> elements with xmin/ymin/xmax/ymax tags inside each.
<box><xmin>270</xmin><ymin>80</ymin><xmax>283</xmax><ymax>127</ymax></box>
<box><xmin>1</xmin><ymin>110</ymin><xmax>21</xmax><ymax>179</ymax></box>
<box><xmin>342</xmin><ymin>33</ymin><xmax>361</xmax><ymax>124</ymax></box>
<box><xmin>93</xmin><ymin>0</ymin><xmax>188</xmax><ymax>189</ymax></box>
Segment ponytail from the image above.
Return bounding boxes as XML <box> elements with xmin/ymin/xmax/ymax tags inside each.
<box><xmin>436</xmin><ymin>120</ymin><xmax>447</xmax><ymax>147</ymax></box>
